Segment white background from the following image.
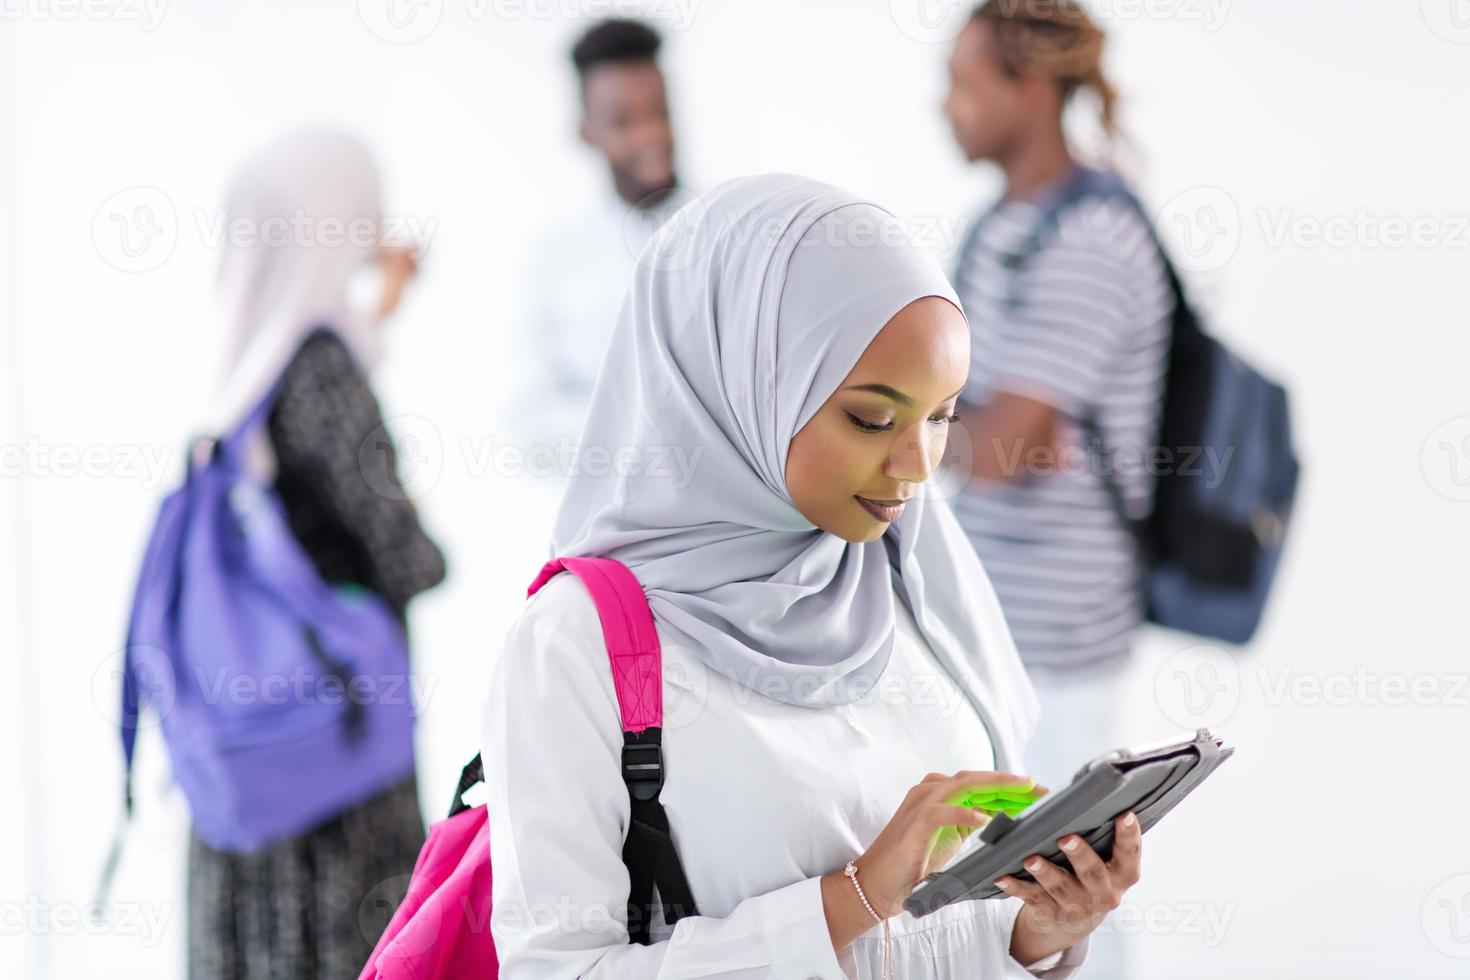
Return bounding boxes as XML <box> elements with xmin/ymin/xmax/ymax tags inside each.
<box><xmin>2</xmin><ymin>1</ymin><xmax>1469</xmax><ymax>976</ymax></box>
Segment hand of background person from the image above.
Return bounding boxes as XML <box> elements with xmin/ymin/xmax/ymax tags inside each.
<box><xmin>376</xmin><ymin>244</ymin><xmax>420</xmax><ymax>319</ymax></box>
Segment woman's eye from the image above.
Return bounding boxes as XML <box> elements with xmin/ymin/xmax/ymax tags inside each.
<box><xmin>929</xmin><ymin>412</ymin><xmax>962</xmax><ymax>426</ymax></box>
<box><xmin>845</xmin><ymin>412</ymin><xmax>892</xmax><ymax>433</ymax></box>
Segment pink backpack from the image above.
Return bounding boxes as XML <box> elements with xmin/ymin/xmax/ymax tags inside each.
<box><xmin>358</xmin><ymin>557</ymin><xmax>699</xmax><ymax>979</ymax></box>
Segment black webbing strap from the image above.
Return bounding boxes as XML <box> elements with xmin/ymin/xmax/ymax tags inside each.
<box><xmin>620</xmin><ymin>727</ymin><xmax>699</xmax><ymax>944</ymax></box>
<box><xmin>447</xmin><ymin>752</ymin><xmax>485</xmax><ymax>818</ymax></box>
<box><xmin>445</xmin><ymin>733</ymin><xmax>699</xmax><ymax>945</ymax></box>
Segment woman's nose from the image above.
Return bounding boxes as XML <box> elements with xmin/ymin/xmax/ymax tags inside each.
<box><xmin>886</xmin><ymin>423</ymin><xmax>940</xmax><ymax>485</ymax></box>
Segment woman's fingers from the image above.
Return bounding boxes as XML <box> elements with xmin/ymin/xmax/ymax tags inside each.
<box><xmin>1057</xmin><ymin>834</ymin><xmax>1112</xmax><ymax>900</ymax></box>
<box><xmin>919</xmin><ymin>803</ymin><xmax>991</xmax><ymax>835</ymax></box>
<box><xmin>931</xmin><ymin>770</ymin><xmax>1036</xmax><ymax>804</ymax></box>
<box><xmin>951</xmin><ymin>769</ymin><xmax>1035</xmax><ymax>788</ymax></box>
<box><xmin>995</xmin><ymin>875</ymin><xmax>1051</xmax><ymax>905</ymax></box>
<box><xmin>1106</xmin><ymin>812</ymin><xmax>1143</xmax><ymax>886</ymax></box>
<box><xmin>1023</xmin><ymin>853</ymin><xmax>1082</xmax><ymax>907</ymax></box>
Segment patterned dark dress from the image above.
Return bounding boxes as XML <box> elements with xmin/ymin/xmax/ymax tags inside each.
<box><xmin>188</xmin><ymin>331</ymin><xmax>447</xmax><ymax>979</ymax></box>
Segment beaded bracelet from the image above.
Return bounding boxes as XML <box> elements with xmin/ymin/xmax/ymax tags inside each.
<box><xmin>843</xmin><ymin>860</ymin><xmax>893</xmax><ymax>979</ymax></box>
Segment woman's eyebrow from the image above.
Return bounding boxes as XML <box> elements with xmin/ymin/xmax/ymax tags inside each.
<box><xmin>844</xmin><ymin>383</ymin><xmax>913</xmax><ymax>405</ymax></box>
<box><xmin>843</xmin><ymin>383</ymin><xmax>966</xmax><ymax>405</ymax></box>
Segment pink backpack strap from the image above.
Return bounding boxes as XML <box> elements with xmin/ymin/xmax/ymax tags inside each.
<box><xmin>527</xmin><ymin>557</ymin><xmax>661</xmax><ymax>733</ymax></box>
<box><xmin>526</xmin><ymin>556</ymin><xmax>697</xmax><ymax>943</ymax></box>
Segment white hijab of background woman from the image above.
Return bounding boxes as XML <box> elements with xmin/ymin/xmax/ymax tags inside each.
<box><xmin>551</xmin><ymin>173</ymin><xmax>1040</xmax><ymax>769</ymax></box>
<box><xmin>202</xmin><ymin>127</ymin><xmax>389</xmax><ymax>473</ymax></box>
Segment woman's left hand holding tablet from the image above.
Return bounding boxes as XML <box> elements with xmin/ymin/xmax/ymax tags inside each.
<box><xmin>997</xmin><ymin>811</ymin><xmax>1144</xmax><ymax>964</ymax></box>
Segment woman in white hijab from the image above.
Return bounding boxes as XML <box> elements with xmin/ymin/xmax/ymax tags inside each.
<box><xmin>482</xmin><ymin>174</ymin><xmax>1142</xmax><ymax>978</ymax></box>
<box><xmin>190</xmin><ymin>128</ymin><xmax>445</xmax><ymax>979</ymax></box>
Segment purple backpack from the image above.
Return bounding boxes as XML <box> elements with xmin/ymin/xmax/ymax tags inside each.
<box><xmin>115</xmin><ymin>344</ymin><xmax>416</xmax><ymax>855</ymax></box>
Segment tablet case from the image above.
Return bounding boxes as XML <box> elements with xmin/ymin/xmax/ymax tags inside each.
<box><xmin>904</xmin><ymin>728</ymin><xmax>1233</xmax><ymax>917</ymax></box>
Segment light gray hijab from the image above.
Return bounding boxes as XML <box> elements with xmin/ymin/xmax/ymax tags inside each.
<box><xmin>550</xmin><ymin>173</ymin><xmax>1039</xmax><ymax>769</ymax></box>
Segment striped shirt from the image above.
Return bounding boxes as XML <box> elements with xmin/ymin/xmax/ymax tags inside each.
<box><xmin>951</xmin><ymin>180</ymin><xmax>1173</xmax><ymax>673</ymax></box>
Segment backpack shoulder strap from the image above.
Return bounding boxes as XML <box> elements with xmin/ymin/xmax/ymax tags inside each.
<box><xmin>1023</xmin><ymin>166</ymin><xmax>1197</xmax><ymax>335</ymax></box>
<box><xmin>526</xmin><ymin>556</ymin><xmax>698</xmax><ymax>944</ymax></box>
<box><xmin>1008</xmin><ymin>167</ymin><xmax>1187</xmax><ymax>567</ymax></box>
<box><xmin>527</xmin><ymin>556</ymin><xmax>661</xmax><ymax>732</ymax></box>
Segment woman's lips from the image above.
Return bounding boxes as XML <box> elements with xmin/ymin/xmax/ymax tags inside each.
<box><xmin>855</xmin><ymin>495</ymin><xmax>908</xmax><ymax>523</ymax></box>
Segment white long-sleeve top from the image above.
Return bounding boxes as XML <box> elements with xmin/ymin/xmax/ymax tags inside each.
<box><xmin>514</xmin><ymin>194</ymin><xmax>672</xmax><ymax>455</ymax></box>
<box><xmin>482</xmin><ymin>568</ymin><xmax>1090</xmax><ymax>978</ymax></box>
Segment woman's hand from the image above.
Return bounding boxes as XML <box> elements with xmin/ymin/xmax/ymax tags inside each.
<box><xmin>821</xmin><ymin>770</ymin><xmax>1040</xmax><ymax>952</ymax></box>
<box><xmin>999</xmin><ymin>811</ymin><xmax>1143</xmax><ymax>965</ymax></box>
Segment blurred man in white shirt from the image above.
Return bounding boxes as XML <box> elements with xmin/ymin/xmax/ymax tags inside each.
<box><xmin>524</xmin><ymin>19</ymin><xmax>682</xmax><ymax>455</ymax></box>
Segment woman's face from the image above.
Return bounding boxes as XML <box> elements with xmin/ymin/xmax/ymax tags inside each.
<box><xmin>785</xmin><ymin>296</ymin><xmax>971</xmax><ymax>543</ymax></box>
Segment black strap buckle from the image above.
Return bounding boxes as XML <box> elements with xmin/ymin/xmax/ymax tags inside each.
<box><xmin>621</xmin><ymin>729</ymin><xmax>664</xmax><ymax>802</ymax></box>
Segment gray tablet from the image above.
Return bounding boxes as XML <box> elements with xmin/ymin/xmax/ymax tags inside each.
<box><xmin>904</xmin><ymin>728</ymin><xmax>1233</xmax><ymax>917</ymax></box>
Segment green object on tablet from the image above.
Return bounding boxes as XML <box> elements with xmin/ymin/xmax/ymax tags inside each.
<box><xmin>948</xmin><ymin>783</ymin><xmax>1045</xmax><ymax>817</ymax></box>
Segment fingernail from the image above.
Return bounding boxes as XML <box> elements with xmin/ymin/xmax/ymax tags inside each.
<box><xmin>1060</xmin><ymin>836</ymin><xmax>1079</xmax><ymax>852</ymax></box>
<box><xmin>995</xmin><ymin>879</ymin><xmax>1011</xmax><ymax>891</ymax></box>
<box><xmin>1122</xmin><ymin>812</ymin><xmax>1137</xmax><ymax>827</ymax></box>
<box><xmin>1024</xmin><ymin>859</ymin><xmax>1042</xmax><ymax>871</ymax></box>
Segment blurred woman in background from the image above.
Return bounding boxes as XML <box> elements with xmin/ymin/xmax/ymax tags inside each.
<box><xmin>191</xmin><ymin>128</ymin><xmax>445</xmax><ymax>979</ymax></box>
<box><xmin>943</xmin><ymin>5</ymin><xmax>1173</xmax><ymax>975</ymax></box>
